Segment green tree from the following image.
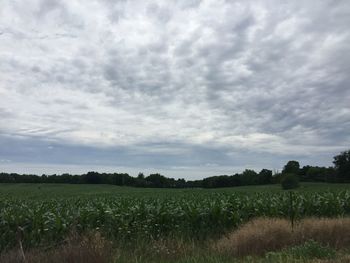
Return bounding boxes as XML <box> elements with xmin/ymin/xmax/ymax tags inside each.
<box><xmin>241</xmin><ymin>169</ymin><xmax>258</xmax><ymax>185</ymax></box>
<box><xmin>282</xmin><ymin>161</ymin><xmax>300</xmax><ymax>174</ymax></box>
<box><xmin>258</xmin><ymin>169</ymin><xmax>273</xmax><ymax>184</ymax></box>
<box><xmin>145</xmin><ymin>173</ymin><xmax>169</xmax><ymax>187</ymax></box>
<box><xmin>333</xmin><ymin>150</ymin><xmax>350</xmax><ymax>182</ymax></box>
<box><xmin>281</xmin><ymin>173</ymin><xmax>299</xmax><ymax>190</ymax></box>
<box><xmin>137</xmin><ymin>172</ymin><xmax>145</xmax><ymax>180</ymax></box>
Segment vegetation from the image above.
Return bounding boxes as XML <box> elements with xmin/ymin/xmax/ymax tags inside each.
<box><xmin>0</xmin><ymin>185</ymin><xmax>350</xmax><ymax>252</ymax></box>
<box><xmin>1</xmin><ymin>149</ymin><xmax>350</xmax><ymax>188</ymax></box>
<box><xmin>0</xmin><ymin>149</ymin><xmax>349</xmax><ymax>262</ymax></box>
<box><xmin>1</xmin><ymin>217</ymin><xmax>350</xmax><ymax>263</ymax></box>
<box><xmin>215</xmin><ymin>217</ymin><xmax>350</xmax><ymax>257</ymax></box>
<box><xmin>333</xmin><ymin>149</ymin><xmax>350</xmax><ymax>182</ymax></box>
<box><xmin>281</xmin><ymin>174</ymin><xmax>300</xmax><ymax>190</ymax></box>
<box><xmin>1</xmin><ymin>182</ymin><xmax>350</xmax><ymax>200</ymax></box>
<box><xmin>264</xmin><ymin>240</ymin><xmax>336</xmax><ymax>262</ymax></box>
<box><xmin>282</xmin><ymin>161</ymin><xmax>300</xmax><ymax>175</ymax></box>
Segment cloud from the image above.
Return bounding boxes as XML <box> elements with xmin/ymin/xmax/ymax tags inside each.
<box><xmin>0</xmin><ymin>0</ymin><xmax>349</xmax><ymax>177</ymax></box>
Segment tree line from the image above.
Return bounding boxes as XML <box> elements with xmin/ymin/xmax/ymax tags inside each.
<box><xmin>0</xmin><ymin>149</ymin><xmax>349</xmax><ymax>188</ymax></box>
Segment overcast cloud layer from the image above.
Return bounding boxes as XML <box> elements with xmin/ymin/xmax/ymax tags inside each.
<box><xmin>0</xmin><ymin>0</ymin><xmax>349</xmax><ymax>178</ymax></box>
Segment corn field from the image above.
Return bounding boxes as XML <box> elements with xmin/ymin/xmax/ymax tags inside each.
<box><xmin>0</xmin><ymin>190</ymin><xmax>350</xmax><ymax>251</ymax></box>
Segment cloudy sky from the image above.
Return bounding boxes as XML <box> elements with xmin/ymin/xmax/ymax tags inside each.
<box><xmin>0</xmin><ymin>0</ymin><xmax>349</xmax><ymax>179</ymax></box>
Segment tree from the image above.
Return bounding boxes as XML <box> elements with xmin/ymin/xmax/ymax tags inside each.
<box><xmin>241</xmin><ymin>169</ymin><xmax>258</xmax><ymax>185</ymax></box>
<box><xmin>137</xmin><ymin>173</ymin><xmax>145</xmax><ymax>180</ymax></box>
<box><xmin>258</xmin><ymin>169</ymin><xmax>273</xmax><ymax>184</ymax></box>
<box><xmin>83</xmin><ymin>171</ymin><xmax>102</xmax><ymax>184</ymax></box>
<box><xmin>333</xmin><ymin>150</ymin><xmax>350</xmax><ymax>182</ymax></box>
<box><xmin>281</xmin><ymin>174</ymin><xmax>299</xmax><ymax>190</ymax></box>
<box><xmin>282</xmin><ymin>161</ymin><xmax>300</xmax><ymax>174</ymax></box>
<box><xmin>145</xmin><ymin>173</ymin><xmax>169</xmax><ymax>188</ymax></box>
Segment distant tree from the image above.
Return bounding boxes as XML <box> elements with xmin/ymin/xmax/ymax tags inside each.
<box><xmin>145</xmin><ymin>173</ymin><xmax>169</xmax><ymax>188</ymax></box>
<box><xmin>1</xmin><ymin>151</ymin><xmax>349</xmax><ymax>187</ymax></box>
<box><xmin>298</xmin><ymin>165</ymin><xmax>311</xmax><ymax>181</ymax></box>
<box><xmin>134</xmin><ymin>172</ymin><xmax>146</xmax><ymax>187</ymax></box>
<box><xmin>271</xmin><ymin>172</ymin><xmax>283</xmax><ymax>184</ymax></box>
<box><xmin>324</xmin><ymin>167</ymin><xmax>337</xmax><ymax>183</ymax></box>
<box><xmin>137</xmin><ymin>172</ymin><xmax>145</xmax><ymax>180</ymax></box>
<box><xmin>83</xmin><ymin>171</ymin><xmax>102</xmax><ymax>184</ymax></box>
<box><xmin>204</xmin><ymin>175</ymin><xmax>230</xmax><ymax>188</ymax></box>
<box><xmin>241</xmin><ymin>169</ymin><xmax>258</xmax><ymax>185</ymax></box>
<box><xmin>299</xmin><ymin>165</ymin><xmax>336</xmax><ymax>183</ymax></box>
<box><xmin>282</xmin><ymin>161</ymin><xmax>300</xmax><ymax>175</ymax></box>
<box><xmin>258</xmin><ymin>169</ymin><xmax>273</xmax><ymax>184</ymax></box>
<box><xmin>333</xmin><ymin>150</ymin><xmax>350</xmax><ymax>182</ymax></box>
<box><xmin>281</xmin><ymin>173</ymin><xmax>299</xmax><ymax>190</ymax></box>
<box><xmin>305</xmin><ymin>167</ymin><xmax>329</xmax><ymax>182</ymax></box>
<box><xmin>176</xmin><ymin>178</ymin><xmax>186</xmax><ymax>188</ymax></box>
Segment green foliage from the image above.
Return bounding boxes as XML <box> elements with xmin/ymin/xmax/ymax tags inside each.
<box><xmin>333</xmin><ymin>149</ymin><xmax>350</xmax><ymax>181</ymax></box>
<box><xmin>281</xmin><ymin>174</ymin><xmax>299</xmax><ymax>190</ymax></box>
<box><xmin>0</xmin><ymin>186</ymin><xmax>350</xmax><ymax>252</ymax></box>
<box><xmin>258</xmin><ymin>169</ymin><xmax>273</xmax><ymax>184</ymax></box>
<box><xmin>2</xmin><ymin>149</ymin><xmax>350</xmax><ymax>187</ymax></box>
<box><xmin>265</xmin><ymin>240</ymin><xmax>336</xmax><ymax>261</ymax></box>
<box><xmin>241</xmin><ymin>169</ymin><xmax>258</xmax><ymax>185</ymax></box>
<box><xmin>282</xmin><ymin>161</ymin><xmax>300</xmax><ymax>174</ymax></box>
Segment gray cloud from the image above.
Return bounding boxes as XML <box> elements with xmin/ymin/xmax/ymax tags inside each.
<box><xmin>0</xmin><ymin>0</ymin><xmax>349</xmax><ymax>178</ymax></box>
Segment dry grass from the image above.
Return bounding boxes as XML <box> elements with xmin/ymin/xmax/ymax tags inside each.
<box><xmin>1</xmin><ymin>218</ymin><xmax>350</xmax><ymax>262</ymax></box>
<box><xmin>298</xmin><ymin>218</ymin><xmax>350</xmax><ymax>249</ymax></box>
<box><xmin>215</xmin><ymin>217</ymin><xmax>350</xmax><ymax>257</ymax></box>
<box><xmin>0</xmin><ymin>232</ymin><xmax>115</xmax><ymax>263</ymax></box>
<box><xmin>215</xmin><ymin>218</ymin><xmax>294</xmax><ymax>257</ymax></box>
<box><xmin>115</xmin><ymin>237</ymin><xmax>199</xmax><ymax>262</ymax></box>
<box><xmin>0</xmin><ymin>234</ymin><xmax>197</xmax><ymax>263</ymax></box>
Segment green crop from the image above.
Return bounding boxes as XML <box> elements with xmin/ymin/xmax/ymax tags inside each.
<box><xmin>0</xmin><ymin>190</ymin><xmax>349</xmax><ymax>251</ymax></box>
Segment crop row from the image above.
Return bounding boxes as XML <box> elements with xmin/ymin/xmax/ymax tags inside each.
<box><xmin>0</xmin><ymin>191</ymin><xmax>350</xmax><ymax>251</ymax></box>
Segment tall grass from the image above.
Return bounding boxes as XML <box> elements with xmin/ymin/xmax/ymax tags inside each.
<box><xmin>215</xmin><ymin>217</ymin><xmax>350</xmax><ymax>256</ymax></box>
<box><xmin>1</xmin><ymin>218</ymin><xmax>350</xmax><ymax>263</ymax></box>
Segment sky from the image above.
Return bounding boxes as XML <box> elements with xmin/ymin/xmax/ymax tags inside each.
<box><xmin>0</xmin><ymin>0</ymin><xmax>350</xmax><ymax>179</ymax></box>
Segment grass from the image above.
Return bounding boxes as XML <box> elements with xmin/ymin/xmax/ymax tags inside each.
<box><xmin>1</xmin><ymin>218</ymin><xmax>350</xmax><ymax>263</ymax></box>
<box><xmin>264</xmin><ymin>240</ymin><xmax>336</xmax><ymax>261</ymax></box>
<box><xmin>214</xmin><ymin>217</ymin><xmax>350</xmax><ymax>256</ymax></box>
<box><xmin>0</xmin><ymin>182</ymin><xmax>349</xmax><ymax>199</ymax></box>
<box><xmin>0</xmin><ymin>232</ymin><xmax>115</xmax><ymax>263</ymax></box>
<box><xmin>1</xmin><ymin>183</ymin><xmax>350</xmax><ymax>262</ymax></box>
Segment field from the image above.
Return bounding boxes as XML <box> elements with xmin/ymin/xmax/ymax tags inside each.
<box><xmin>1</xmin><ymin>182</ymin><xmax>350</xmax><ymax>198</ymax></box>
<box><xmin>1</xmin><ymin>183</ymin><xmax>350</xmax><ymax>262</ymax></box>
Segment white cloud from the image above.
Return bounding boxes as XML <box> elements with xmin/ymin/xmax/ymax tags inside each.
<box><xmin>0</xmin><ymin>0</ymin><xmax>349</xmax><ymax>176</ymax></box>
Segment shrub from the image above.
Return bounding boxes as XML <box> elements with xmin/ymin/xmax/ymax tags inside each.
<box><xmin>281</xmin><ymin>174</ymin><xmax>299</xmax><ymax>190</ymax></box>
